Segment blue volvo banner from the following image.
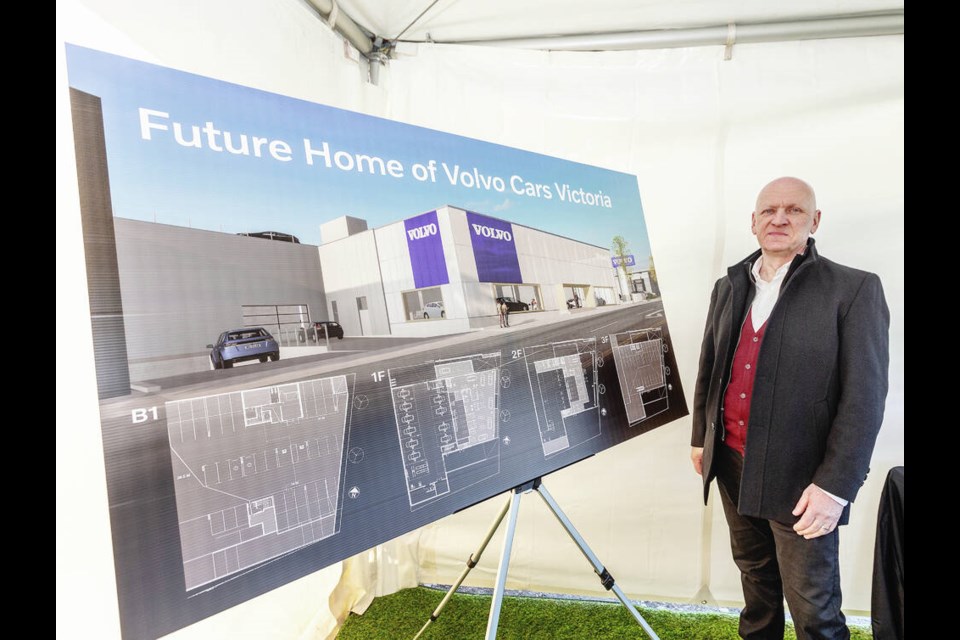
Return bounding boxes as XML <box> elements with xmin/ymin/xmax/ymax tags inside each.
<box><xmin>467</xmin><ymin>211</ymin><xmax>522</xmax><ymax>283</ymax></box>
<box><xmin>404</xmin><ymin>210</ymin><xmax>449</xmax><ymax>288</ymax></box>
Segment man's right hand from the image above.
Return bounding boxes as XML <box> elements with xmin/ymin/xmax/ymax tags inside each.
<box><xmin>690</xmin><ymin>447</ymin><xmax>704</xmax><ymax>476</ymax></box>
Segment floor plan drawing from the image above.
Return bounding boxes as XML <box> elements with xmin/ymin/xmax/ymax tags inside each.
<box><xmin>166</xmin><ymin>375</ymin><xmax>352</xmax><ymax>590</ymax></box>
<box><xmin>610</xmin><ymin>328</ymin><xmax>669</xmax><ymax>425</ymax></box>
<box><xmin>523</xmin><ymin>339</ymin><xmax>600</xmax><ymax>456</ymax></box>
<box><xmin>389</xmin><ymin>354</ymin><xmax>501</xmax><ymax>509</ymax></box>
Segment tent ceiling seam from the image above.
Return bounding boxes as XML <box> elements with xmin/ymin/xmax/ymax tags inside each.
<box><xmin>392</xmin><ymin>13</ymin><xmax>904</xmax><ymax>51</ymax></box>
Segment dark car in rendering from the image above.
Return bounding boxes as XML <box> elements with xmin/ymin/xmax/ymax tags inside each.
<box><xmin>496</xmin><ymin>296</ymin><xmax>529</xmax><ymax>312</ymax></box>
<box><xmin>298</xmin><ymin>320</ymin><xmax>345</xmax><ymax>342</ymax></box>
<box><xmin>208</xmin><ymin>327</ymin><xmax>279</xmax><ymax>369</ymax></box>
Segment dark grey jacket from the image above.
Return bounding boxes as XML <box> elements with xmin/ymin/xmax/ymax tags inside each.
<box><xmin>692</xmin><ymin>239</ymin><xmax>889</xmax><ymax>524</ymax></box>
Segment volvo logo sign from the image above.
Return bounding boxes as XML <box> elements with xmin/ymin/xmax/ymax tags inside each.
<box><xmin>404</xmin><ymin>211</ymin><xmax>449</xmax><ymax>288</ymax></box>
<box><xmin>407</xmin><ymin>223</ymin><xmax>438</xmax><ymax>240</ymax></box>
<box><xmin>471</xmin><ymin>223</ymin><xmax>512</xmax><ymax>242</ymax></box>
<box><xmin>466</xmin><ymin>211</ymin><xmax>521</xmax><ymax>283</ymax></box>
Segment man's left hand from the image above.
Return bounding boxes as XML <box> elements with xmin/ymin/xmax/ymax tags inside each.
<box><xmin>791</xmin><ymin>484</ymin><xmax>843</xmax><ymax>539</ymax></box>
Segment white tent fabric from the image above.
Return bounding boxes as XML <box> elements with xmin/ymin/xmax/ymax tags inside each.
<box><xmin>335</xmin><ymin>0</ymin><xmax>903</xmax><ymax>43</ymax></box>
<box><xmin>56</xmin><ymin>1</ymin><xmax>903</xmax><ymax>637</ymax></box>
<box><xmin>385</xmin><ymin>38</ymin><xmax>903</xmax><ymax>608</ymax></box>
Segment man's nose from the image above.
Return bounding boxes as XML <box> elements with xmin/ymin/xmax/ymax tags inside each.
<box><xmin>772</xmin><ymin>208</ymin><xmax>789</xmax><ymax>224</ymax></box>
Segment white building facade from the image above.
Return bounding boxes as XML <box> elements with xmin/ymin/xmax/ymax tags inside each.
<box><xmin>318</xmin><ymin>206</ymin><xmax>619</xmax><ymax>337</ymax></box>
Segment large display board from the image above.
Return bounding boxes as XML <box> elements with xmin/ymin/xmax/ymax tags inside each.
<box><xmin>65</xmin><ymin>45</ymin><xmax>688</xmax><ymax>638</ymax></box>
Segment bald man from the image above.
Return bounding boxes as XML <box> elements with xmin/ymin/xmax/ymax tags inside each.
<box><xmin>691</xmin><ymin>177</ymin><xmax>889</xmax><ymax>639</ymax></box>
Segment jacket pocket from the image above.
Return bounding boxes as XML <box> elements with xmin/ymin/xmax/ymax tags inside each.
<box><xmin>811</xmin><ymin>399</ymin><xmax>830</xmax><ymax>456</ymax></box>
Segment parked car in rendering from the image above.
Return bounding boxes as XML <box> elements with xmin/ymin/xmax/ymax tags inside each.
<box><xmin>496</xmin><ymin>296</ymin><xmax>530</xmax><ymax>312</ymax></box>
<box><xmin>208</xmin><ymin>327</ymin><xmax>279</xmax><ymax>369</ymax></box>
<box><xmin>422</xmin><ymin>301</ymin><xmax>446</xmax><ymax>319</ymax></box>
<box><xmin>298</xmin><ymin>320</ymin><xmax>344</xmax><ymax>342</ymax></box>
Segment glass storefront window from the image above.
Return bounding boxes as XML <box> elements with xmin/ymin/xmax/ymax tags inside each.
<box><xmin>492</xmin><ymin>283</ymin><xmax>542</xmax><ymax>311</ymax></box>
<box><xmin>403</xmin><ymin>287</ymin><xmax>445</xmax><ymax>320</ymax></box>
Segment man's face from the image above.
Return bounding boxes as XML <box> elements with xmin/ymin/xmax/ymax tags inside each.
<box><xmin>751</xmin><ymin>179</ymin><xmax>821</xmax><ymax>257</ymax></box>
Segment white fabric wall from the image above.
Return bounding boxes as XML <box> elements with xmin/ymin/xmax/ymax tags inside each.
<box><xmin>390</xmin><ymin>38</ymin><xmax>904</xmax><ymax>611</ymax></box>
<box><xmin>57</xmin><ymin>1</ymin><xmax>903</xmax><ymax>636</ymax></box>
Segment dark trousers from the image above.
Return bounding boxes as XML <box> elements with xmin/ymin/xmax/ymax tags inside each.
<box><xmin>715</xmin><ymin>445</ymin><xmax>849</xmax><ymax>640</ymax></box>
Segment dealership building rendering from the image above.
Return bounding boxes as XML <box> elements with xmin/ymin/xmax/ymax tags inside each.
<box><xmin>111</xmin><ymin>206</ymin><xmax>626</xmax><ymax>379</ymax></box>
<box><xmin>318</xmin><ymin>206</ymin><xmax>619</xmax><ymax>337</ymax></box>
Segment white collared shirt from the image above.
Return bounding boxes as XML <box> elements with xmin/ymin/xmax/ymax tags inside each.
<box><xmin>750</xmin><ymin>256</ymin><xmax>790</xmax><ymax>331</ymax></box>
<box><xmin>750</xmin><ymin>254</ymin><xmax>848</xmax><ymax>508</ymax></box>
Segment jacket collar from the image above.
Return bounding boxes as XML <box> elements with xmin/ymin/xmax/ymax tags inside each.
<box><xmin>728</xmin><ymin>237</ymin><xmax>819</xmax><ymax>284</ymax></box>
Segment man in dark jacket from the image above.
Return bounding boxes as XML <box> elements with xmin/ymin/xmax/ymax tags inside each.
<box><xmin>691</xmin><ymin>177</ymin><xmax>889</xmax><ymax>639</ymax></box>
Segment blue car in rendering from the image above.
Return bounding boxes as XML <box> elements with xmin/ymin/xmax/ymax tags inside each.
<box><xmin>208</xmin><ymin>327</ymin><xmax>280</xmax><ymax>369</ymax></box>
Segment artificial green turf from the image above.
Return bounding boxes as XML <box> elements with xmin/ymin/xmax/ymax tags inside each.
<box><xmin>337</xmin><ymin>587</ymin><xmax>871</xmax><ymax>639</ymax></box>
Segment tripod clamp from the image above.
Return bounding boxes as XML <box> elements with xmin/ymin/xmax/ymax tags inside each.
<box><xmin>598</xmin><ymin>567</ymin><xmax>616</xmax><ymax>591</ymax></box>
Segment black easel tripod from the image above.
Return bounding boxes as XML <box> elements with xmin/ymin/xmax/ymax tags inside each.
<box><xmin>413</xmin><ymin>478</ymin><xmax>660</xmax><ymax>640</ymax></box>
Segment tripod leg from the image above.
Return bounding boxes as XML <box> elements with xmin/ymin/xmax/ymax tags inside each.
<box><xmin>412</xmin><ymin>494</ymin><xmax>513</xmax><ymax>640</ymax></box>
<box><xmin>536</xmin><ymin>482</ymin><xmax>660</xmax><ymax>640</ymax></box>
<box><xmin>484</xmin><ymin>488</ymin><xmax>524</xmax><ymax>640</ymax></box>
